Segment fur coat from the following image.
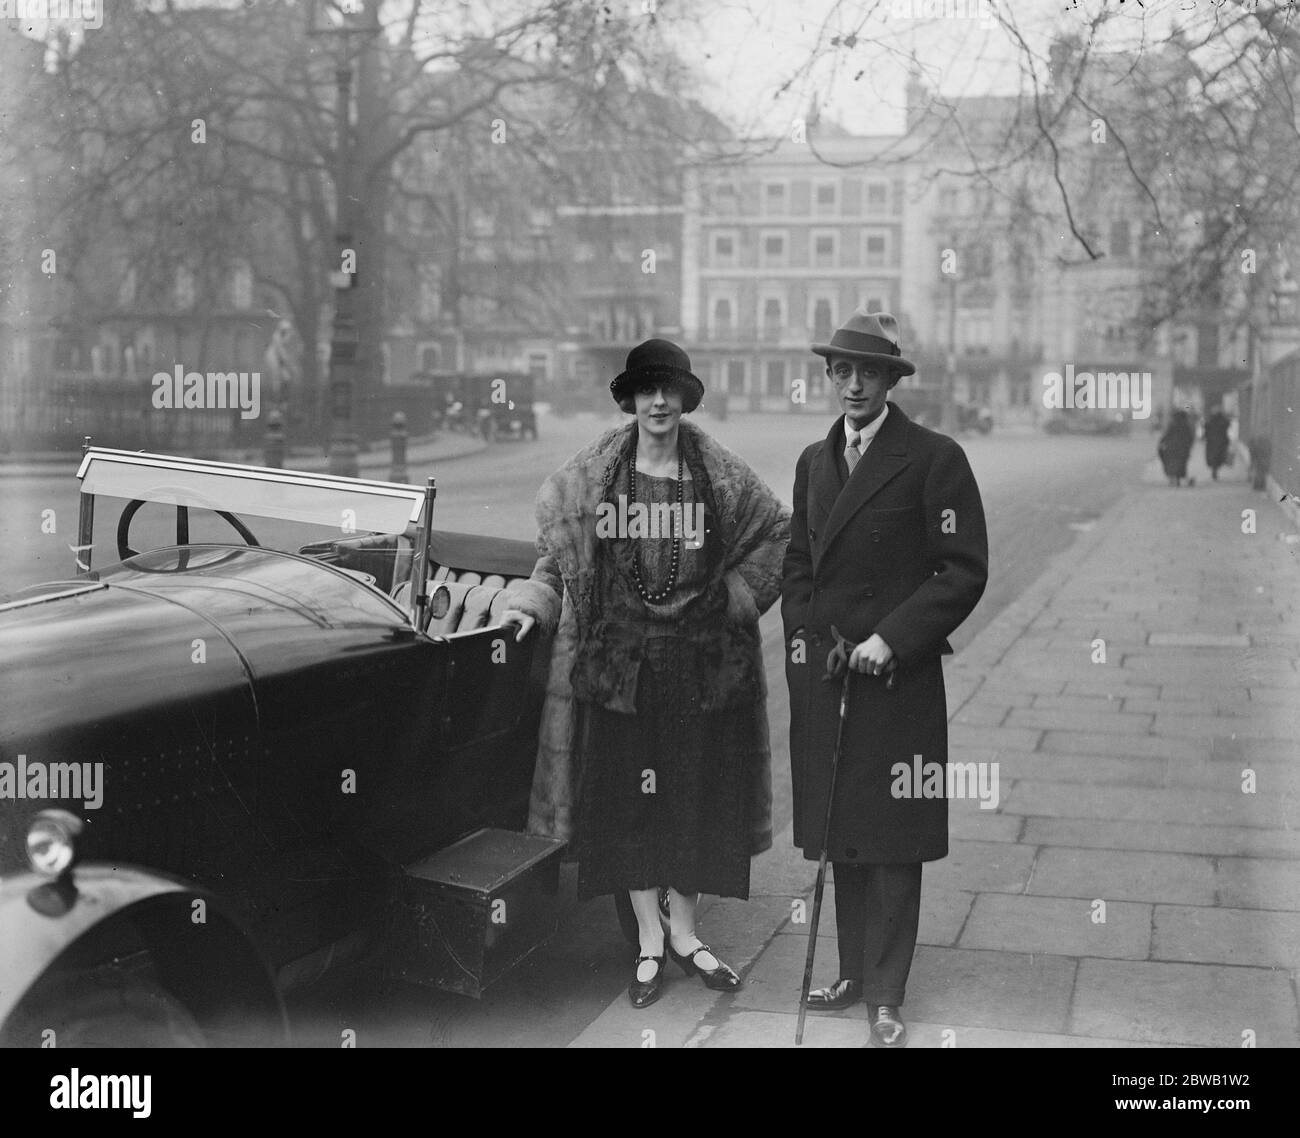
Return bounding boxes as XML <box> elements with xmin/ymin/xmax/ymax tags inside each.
<box><xmin>502</xmin><ymin>419</ymin><xmax>791</xmax><ymax>856</ymax></box>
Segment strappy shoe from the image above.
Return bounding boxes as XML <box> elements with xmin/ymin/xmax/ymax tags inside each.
<box><xmin>667</xmin><ymin>940</ymin><xmax>741</xmax><ymax>992</ymax></box>
<box><xmin>628</xmin><ymin>951</ymin><xmax>666</xmax><ymax>1008</ymax></box>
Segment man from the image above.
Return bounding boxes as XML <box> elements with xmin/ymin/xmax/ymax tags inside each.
<box><xmin>782</xmin><ymin>308</ymin><xmax>988</xmax><ymax>1048</ymax></box>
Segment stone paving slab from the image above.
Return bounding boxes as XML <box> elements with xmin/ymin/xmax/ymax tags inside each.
<box><xmin>1070</xmin><ymin>959</ymin><xmax>1299</xmax><ymax>1047</ymax></box>
<box><xmin>772</xmin><ymin>880</ymin><xmax>975</xmax><ymax>949</ymax></box>
<box><xmin>1025</xmin><ymin>847</ymin><xmax>1218</xmax><ymax>906</ymax></box>
<box><xmin>1152</xmin><ymin>904</ymin><xmax>1300</xmax><ymax>970</ymax></box>
<box><xmin>1214</xmin><ymin>857</ymin><xmax>1300</xmax><ymax>911</ymax></box>
<box><xmin>958</xmin><ymin>894</ymin><xmax>1152</xmax><ymax>960</ymax></box>
<box><xmin>1019</xmin><ymin>816</ymin><xmax>1300</xmax><ymax>859</ymax></box>
<box><xmin>733</xmin><ymin>937</ymin><xmax>1079</xmax><ymax>1036</ymax></box>
<box><xmin>1039</xmin><ymin>731</ymin><xmax>1204</xmax><ymax>760</ymax></box>
<box><xmin>993</xmin><ymin>752</ymin><xmax>1167</xmax><ymax>787</ymax></box>
<box><xmin>922</xmin><ymin>838</ymin><xmax>1037</xmax><ymax>894</ymax></box>
<box><xmin>1003</xmin><ymin>779</ymin><xmax>1292</xmax><ymax>827</ymax></box>
<box><xmin>1005</xmin><ymin>709</ymin><xmax>1155</xmax><ymax>734</ymax></box>
<box><xmin>691</xmin><ymin>1011</ymin><xmax>1177</xmax><ymax>1049</ymax></box>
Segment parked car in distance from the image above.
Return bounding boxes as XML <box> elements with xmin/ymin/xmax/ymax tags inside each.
<box><xmin>1043</xmin><ymin>407</ymin><xmax>1131</xmax><ymax>435</ymax></box>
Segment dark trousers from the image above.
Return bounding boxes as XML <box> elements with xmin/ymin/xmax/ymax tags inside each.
<box><xmin>832</xmin><ymin>861</ymin><xmax>922</xmax><ymax>1006</ymax></box>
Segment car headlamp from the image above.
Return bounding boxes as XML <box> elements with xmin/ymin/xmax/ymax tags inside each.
<box><xmin>26</xmin><ymin>809</ymin><xmax>84</xmax><ymax>877</ymax></box>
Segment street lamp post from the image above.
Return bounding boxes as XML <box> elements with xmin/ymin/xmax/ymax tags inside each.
<box><xmin>308</xmin><ymin>0</ymin><xmax>380</xmax><ymax>478</ymax></box>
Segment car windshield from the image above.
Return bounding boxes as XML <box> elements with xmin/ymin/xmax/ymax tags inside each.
<box><xmin>77</xmin><ymin>448</ymin><xmax>425</xmax><ymax>573</ymax></box>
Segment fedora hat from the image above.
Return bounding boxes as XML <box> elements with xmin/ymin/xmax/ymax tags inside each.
<box><xmin>610</xmin><ymin>338</ymin><xmax>704</xmax><ymax>412</ymax></box>
<box><xmin>812</xmin><ymin>308</ymin><xmax>915</xmax><ymax>377</ymax></box>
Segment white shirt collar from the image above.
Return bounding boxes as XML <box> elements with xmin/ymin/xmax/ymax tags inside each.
<box><xmin>844</xmin><ymin>403</ymin><xmax>889</xmax><ymax>449</ymax></box>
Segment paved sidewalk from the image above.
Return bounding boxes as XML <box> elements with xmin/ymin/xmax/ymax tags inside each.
<box><xmin>572</xmin><ymin>440</ymin><xmax>1300</xmax><ymax>1048</ymax></box>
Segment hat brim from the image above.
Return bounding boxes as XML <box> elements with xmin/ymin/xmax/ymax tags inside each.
<box><xmin>610</xmin><ymin>366</ymin><xmax>704</xmax><ymax>412</ymax></box>
<box><xmin>812</xmin><ymin>344</ymin><xmax>915</xmax><ymax>377</ymax></box>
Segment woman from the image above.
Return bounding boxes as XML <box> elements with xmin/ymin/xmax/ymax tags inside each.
<box><xmin>1158</xmin><ymin>408</ymin><xmax>1194</xmax><ymax>487</ymax></box>
<box><xmin>499</xmin><ymin>338</ymin><xmax>790</xmax><ymax>1007</ymax></box>
<box><xmin>1204</xmin><ymin>404</ymin><xmax>1231</xmax><ymax>481</ymax></box>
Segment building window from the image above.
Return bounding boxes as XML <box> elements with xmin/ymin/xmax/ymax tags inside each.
<box><xmin>765</xmin><ymin>359</ymin><xmax>786</xmax><ymax>397</ymax></box>
<box><xmin>528</xmin><ymin>352</ymin><xmax>548</xmax><ymax>380</ymax></box>
<box><xmin>858</xmin><ymin>288</ymin><xmax>888</xmax><ymax>314</ymax></box>
<box><xmin>726</xmin><ymin>359</ymin><xmax>746</xmax><ymax>395</ymax></box>
<box><xmin>761</xmin><ymin>296</ymin><xmax>784</xmax><ymax>340</ymax></box>
<box><xmin>959</xmin><ymin>310</ymin><xmax>993</xmax><ymax>352</ymax></box>
<box><xmin>966</xmin><ymin>242</ymin><xmax>993</xmax><ymax>277</ymax></box>
<box><xmin>419</xmin><ymin>343</ymin><xmax>442</xmax><ymax>372</ymax></box>
<box><xmin>812</xmin><ymin>231</ymin><xmax>837</xmax><ymax>268</ymax></box>
<box><xmin>711</xmin><ymin>296</ymin><xmax>734</xmax><ymax>339</ymax></box>
<box><xmin>761</xmin><ymin>230</ymin><xmax>787</xmax><ymax>267</ymax></box>
<box><xmin>939</xmin><ymin>186</ymin><xmax>959</xmax><ymax>214</ymax></box>
<box><xmin>710</xmin><ymin>181</ymin><xmax>737</xmax><ymax>214</ymax></box>
<box><xmin>117</xmin><ymin>265</ymin><xmax>137</xmax><ymax>307</ymax></box>
<box><xmin>866</xmin><ymin>182</ymin><xmax>888</xmax><ymax>214</ymax></box>
<box><xmin>763</xmin><ymin>181</ymin><xmax>787</xmax><ymax>216</ymax></box>
<box><xmin>418</xmin><ymin>264</ymin><xmax>441</xmax><ymax>322</ymax></box>
<box><xmin>811</xmin><ymin>297</ymin><xmax>834</xmax><ymax>341</ymax></box>
<box><xmin>863</xmin><ymin>230</ymin><xmax>891</xmax><ymax>269</ymax></box>
<box><xmin>815</xmin><ymin>181</ymin><xmax>837</xmax><ymax>215</ymax></box>
<box><xmin>174</xmin><ymin>266</ymin><xmax>196</xmax><ymax>308</ymax></box>
<box><xmin>230</xmin><ymin>262</ymin><xmax>253</xmax><ymax>310</ymax></box>
<box><xmin>712</xmin><ymin>232</ymin><xmax>737</xmax><ymax>267</ymax></box>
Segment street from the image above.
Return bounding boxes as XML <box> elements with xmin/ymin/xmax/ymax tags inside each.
<box><xmin>0</xmin><ymin>410</ymin><xmax>1150</xmax><ymax>1046</ymax></box>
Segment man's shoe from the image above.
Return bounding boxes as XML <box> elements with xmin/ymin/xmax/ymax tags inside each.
<box><xmin>868</xmin><ymin>1005</ymin><xmax>908</xmax><ymax>1048</ymax></box>
<box><xmin>805</xmin><ymin>978</ymin><xmax>863</xmax><ymax>1010</ymax></box>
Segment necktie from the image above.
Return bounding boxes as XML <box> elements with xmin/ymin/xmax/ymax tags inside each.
<box><xmin>844</xmin><ymin>429</ymin><xmax>862</xmax><ymax>474</ymax></box>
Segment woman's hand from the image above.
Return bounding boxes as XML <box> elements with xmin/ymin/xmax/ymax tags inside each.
<box><xmin>498</xmin><ymin>609</ymin><xmax>536</xmax><ymax>642</ymax></box>
<box><xmin>848</xmin><ymin>633</ymin><xmax>895</xmax><ymax>676</ymax></box>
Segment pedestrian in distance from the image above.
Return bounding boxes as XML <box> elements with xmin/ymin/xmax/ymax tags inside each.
<box><xmin>782</xmin><ymin>307</ymin><xmax>988</xmax><ymax>1048</ymax></box>
<box><xmin>499</xmin><ymin>338</ymin><xmax>791</xmax><ymax>1009</ymax></box>
<box><xmin>1204</xmin><ymin>404</ymin><xmax>1232</xmax><ymax>481</ymax></box>
<box><xmin>1158</xmin><ymin>408</ymin><xmax>1195</xmax><ymax>487</ymax></box>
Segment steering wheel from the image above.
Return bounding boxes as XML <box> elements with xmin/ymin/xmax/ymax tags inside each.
<box><xmin>117</xmin><ymin>499</ymin><xmax>261</xmax><ymax>561</ymax></box>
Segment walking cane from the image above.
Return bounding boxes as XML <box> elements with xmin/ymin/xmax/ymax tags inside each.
<box><xmin>795</xmin><ymin>625</ymin><xmax>895</xmax><ymax>1046</ymax></box>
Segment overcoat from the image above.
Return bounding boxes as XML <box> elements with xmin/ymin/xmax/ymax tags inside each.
<box><xmin>781</xmin><ymin>403</ymin><xmax>988</xmax><ymax>863</ymax></box>
<box><xmin>1204</xmin><ymin>412</ymin><xmax>1231</xmax><ymax>471</ymax></box>
<box><xmin>502</xmin><ymin>419</ymin><xmax>791</xmax><ymax>856</ymax></box>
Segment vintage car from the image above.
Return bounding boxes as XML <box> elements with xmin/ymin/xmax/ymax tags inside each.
<box><xmin>0</xmin><ymin>446</ymin><xmax>568</xmax><ymax>1046</ymax></box>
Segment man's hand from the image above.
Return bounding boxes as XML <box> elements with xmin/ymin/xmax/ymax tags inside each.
<box><xmin>498</xmin><ymin>609</ymin><xmax>536</xmax><ymax>642</ymax></box>
<box><xmin>848</xmin><ymin>633</ymin><xmax>895</xmax><ymax>676</ymax></box>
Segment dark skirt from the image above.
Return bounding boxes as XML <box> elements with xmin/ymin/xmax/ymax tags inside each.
<box><xmin>573</xmin><ymin>655</ymin><xmax>759</xmax><ymax>901</ymax></box>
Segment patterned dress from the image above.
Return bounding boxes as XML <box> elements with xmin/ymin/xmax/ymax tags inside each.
<box><xmin>573</xmin><ymin>470</ymin><xmax>760</xmax><ymax>900</ymax></box>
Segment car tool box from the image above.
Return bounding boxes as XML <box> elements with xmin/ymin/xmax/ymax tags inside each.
<box><xmin>393</xmin><ymin>828</ymin><xmax>566</xmax><ymax>997</ymax></box>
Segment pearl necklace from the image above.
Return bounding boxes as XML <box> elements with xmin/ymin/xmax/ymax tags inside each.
<box><xmin>628</xmin><ymin>434</ymin><xmax>685</xmax><ymax>604</ymax></box>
